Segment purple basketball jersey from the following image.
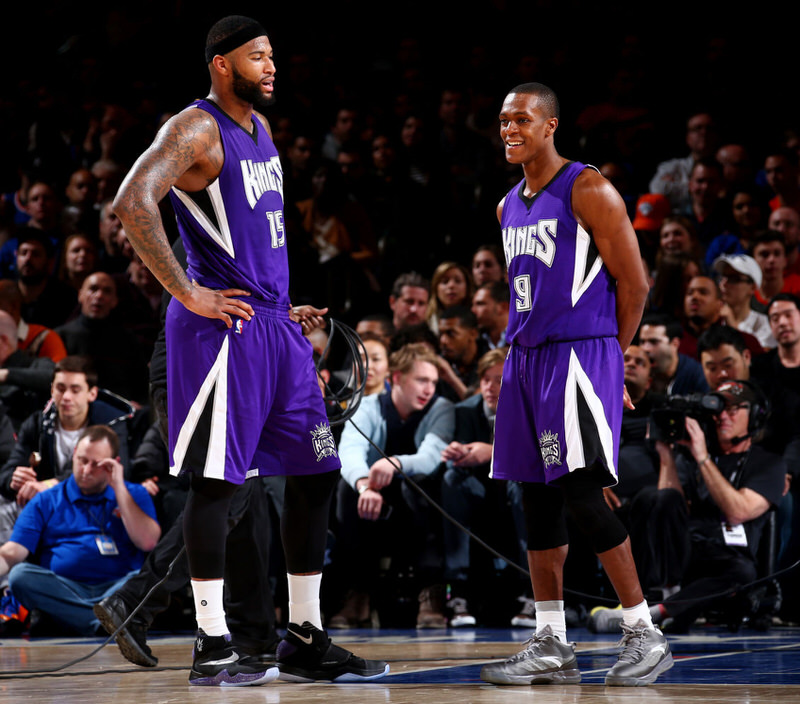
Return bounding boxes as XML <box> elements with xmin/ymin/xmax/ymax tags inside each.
<box><xmin>168</xmin><ymin>99</ymin><xmax>290</xmax><ymax>305</ymax></box>
<box><xmin>501</xmin><ymin>161</ymin><xmax>618</xmax><ymax>347</ymax></box>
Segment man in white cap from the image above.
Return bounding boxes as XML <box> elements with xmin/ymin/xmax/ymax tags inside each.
<box><xmin>713</xmin><ymin>254</ymin><xmax>775</xmax><ymax>350</ymax></box>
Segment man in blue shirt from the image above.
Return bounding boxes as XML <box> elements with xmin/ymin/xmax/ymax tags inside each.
<box><xmin>0</xmin><ymin>424</ymin><xmax>160</xmax><ymax>635</ymax></box>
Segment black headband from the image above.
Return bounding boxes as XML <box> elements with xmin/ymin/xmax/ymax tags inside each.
<box><xmin>205</xmin><ymin>22</ymin><xmax>267</xmax><ymax>63</ymax></box>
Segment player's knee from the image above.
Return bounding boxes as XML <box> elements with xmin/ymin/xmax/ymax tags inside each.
<box><xmin>560</xmin><ymin>469</ymin><xmax>628</xmax><ymax>554</ymax></box>
<box><xmin>521</xmin><ymin>481</ymin><xmax>569</xmax><ymax>551</ymax></box>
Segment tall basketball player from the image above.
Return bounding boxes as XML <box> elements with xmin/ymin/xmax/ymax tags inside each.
<box><xmin>112</xmin><ymin>15</ymin><xmax>388</xmax><ymax>687</ymax></box>
<box><xmin>480</xmin><ymin>83</ymin><xmax>673</xmax><ymax>687</ymax></box>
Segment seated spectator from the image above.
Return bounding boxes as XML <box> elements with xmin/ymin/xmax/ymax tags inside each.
<box><xmin>355</xmin><ymin>313</ymin><xmax>394</xmax><ymax>348</ymax></box>
<box><xmin>388</xmin><ymin>271</ymin><xmax>430</xmax><ymax>333</ymax></box>
<box><xmin>55</xmin><ymin>272</ymin><xmax>149</xmax><ymax>405</ymax></box>
<box><xmin>713</xmin><ymin>254</ymin><xmax>776</xmax><ymax>349</ymax></box>
<box><xmin>13</xmin><ymin>227</ymin><xmax>78</xmax><ymax>329</ymax></box>
<box><xmin>330</xmin><ymin>343</ymin><xmax>454</xmax><ymax>628</ymax></box>
<box><xmin>680</xmin><ymin>275</ymin><xmax>763</xmax><ymax>359</ymax></box>
<box><xmin>704</xmin><ymin>186</ymin><xmax>768</xmax><ymax>269</ymax></box>
<box><xmin>96</xmin><ymin>199</ymin><xmax>130</xmax><ymax>275</ymax></box>
<box><xmin>425</xmin><ymin>261</ymin><xmax>473</xmax><ymax>335</ymax></box>
<box><xmin>589</xmin><ymin>380</ymin><xmax>785</xmax><ymax>633</ymax></box>
<box><xmin>61</xmin><ymin>168</ymin><xmax>98</xmax><ymax>237</ymax></box>
<box><xmin>648</xmin><ymin>251</ymin><xmax>702</xmax><ymax>321</ymax></box>
<box><xmin>767</xmin><ymin>206</ymin><xmax>800</xmax><ymax>276</ymax></box>
<box><xmin>0</xmin><ymin>425</ymin><xmax>160</xmax><ymax>636</ymax></box>
<box><xmin>0</xmin><ymin>310</ymin><xmax>55</xmax><ymax>430</ymax></box>
<box><xmin>0</xmin><ymin>279</ymin><xmax>67</xmax><ymax>363</ymax></box>
<box><xmin>470</xmin><ymin>244</ymin><xmax>507</xmax><ymax>288</ymax></box>
<box><xmin>436</xmin><ymin>305</ymin><xmax>486</xmax><ymax>401</ymax></box>
<box><xmin>655</xmin><ymin>215</ymin><xmax>705</xmax><ymax>271</ymax></box>
<box><xmin>0</xmin><ymin>355</ymin><xmax>137</xmax><ymax>543</ymax></box>
<box><xmin>751</xmin><ymin>230</ymin><xmax>800</xmax><ymax>310</ymax></box>
<box><xmin>751</xmin><ymin>293</ymin><xmax>800</xmax><ymax>622</ymax></box>
<box><xmin>638</xmin><ymin>313</ymin><xmax>708</xmax><ymax>395</ymax></box>
<box><xmin>58</xmin><ymin>232</ymin><xmax>98</xmax><ymax>294</ymax></box>
<box><xmin>471</xmin><ymin>280</ymin><xmax>509</xmax><ymax>351</ymax></box>
<box><xmin>439</xmin><ymin>348</ymin><xmax>528</xmax><ymax>627</ymax></box>
<box><xmin>358</xmin><ymin>332</ymin><xmax>390</xmax><ymax>397</ymax></box>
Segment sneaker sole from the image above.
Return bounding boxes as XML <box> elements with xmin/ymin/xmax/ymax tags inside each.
<box><xmin>189</xmin><ymin>666</ymin><xmax>280</xmax><ymax>687</ymax></box>
<box><xmin>510</xmin><ymin>617</ymin><xmax>537</xmax><ymax>628</ymax></box>
<box><xmin>278</xmin><ymin>663</ymin><xmax>390</xmax><ymax>683</ymax></box>
<box><xmin>605</xmin><ymin>653</ymin><xmax>674</xmax><ymax>687</ymax></box>
<box><xmin>480</xmin><ymin>666</ymin><xmax>582</xmax><ymax>686</ymax></box>
<box><xmin>92</xmin><ymin>603</ymin><xmax>157</xmax><ymax>668</ymax></box>
<box><xmin>450</xmin><ymin>616</ymin><xmax>476</xmax><ymax>628</ymax></box>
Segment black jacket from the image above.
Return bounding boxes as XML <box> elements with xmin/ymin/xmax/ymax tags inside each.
<box><xmin>0</xmin><ymin>389</ymin><xmax>136</xmax><ymax>500</ymax></box>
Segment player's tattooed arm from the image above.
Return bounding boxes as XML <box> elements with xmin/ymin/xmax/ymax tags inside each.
<box><xmin>114</xmin><ymin>110</ymin><xmax>253</xmax><ymax>327</ymax></box>
<box><xmin>113</xmin><ymin>109</ymin><xmax>217</xmax><ymax>302</ymax></box>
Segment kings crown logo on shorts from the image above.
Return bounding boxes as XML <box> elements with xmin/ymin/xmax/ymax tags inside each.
<box><xmin>538</xmin><ymin>429</ymin><xmax>562</xmax><ymax>468</ymax></box>
<box><xmin>310</xmin><ymin>422</ymin><xmax>338</xmax><ymax>462</ymax></box>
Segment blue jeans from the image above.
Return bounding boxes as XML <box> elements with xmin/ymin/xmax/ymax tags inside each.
<box><xmin>442</xmin><ymin>467</ymin><xmax>527</xmax><ymax>582</ymax></box>
<box><xmin>8</xmin><ymin>563</ymin><xmax>137</xmax><ymax>636</ymax></box>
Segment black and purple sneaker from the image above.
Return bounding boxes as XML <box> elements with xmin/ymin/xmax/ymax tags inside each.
<box><xmin>276</xmin><ymin>621</ymin><xmax>389</xmax><ymax>682</ymax></box>
<box><xmin>189</xmin><ymin>631</ymin><xmax>279</xmax><ymax>687</ymax></box>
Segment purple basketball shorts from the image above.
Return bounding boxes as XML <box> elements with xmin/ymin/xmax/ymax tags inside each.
<box><xmin>165</xmin><ymin>297</ymin><xmax>341</xmax><ymax>483</ymax></box>
<box><xmin>491</xmin><ymin>337</ymin><xmax>622</xmax><ymax>486</ymax></box>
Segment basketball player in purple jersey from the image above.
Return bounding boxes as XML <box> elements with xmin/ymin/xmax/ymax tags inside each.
<box><xmin>113</xmin><ymin>16</ymin><xmax>387</xmax><ymax>687</ymax></box>
<box><xmin>480</xmin><ymin>83</ymin><xmax>673</xmax><ymax>687</ymax></box>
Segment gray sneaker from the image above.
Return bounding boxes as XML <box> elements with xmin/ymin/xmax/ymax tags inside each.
<box><xmin>605</xmin><ymin>620</ymin><xmax>674</xmax><ymax>686</ymax></box>
<box><xmin>480</xmin><ymin>625</ymin><xmax>581</xmax><ymax>685</ymax></box>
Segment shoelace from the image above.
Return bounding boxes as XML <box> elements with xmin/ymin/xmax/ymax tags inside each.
<box><xmin>507</xmin><ymin>628</ymin><xmax>555</xmax><ymax>662</ymax></box>
<box><xmin>616</xmin><ymin>623</ymin><xmax>648</xmax><ymax>663</ymax></box>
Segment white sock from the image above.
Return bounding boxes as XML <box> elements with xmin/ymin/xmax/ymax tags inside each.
<box><xmin>191</xmin><ymin>579</ymin><xmax>228</xmax><ymax>636</ymax></box>
<box><xmin>622</xmin><ymin>599</ymin><xmax>655</xmax><ymax>629</ymax></box>
<box><xmin>535</xmin><ymin>600</ymin><xmax>567</xmax><ymax>643</ymax></box>
<box><xmin>287</xmin><ymin>573</ymin><xmax>323</xmax><ymax>629</ymax></box>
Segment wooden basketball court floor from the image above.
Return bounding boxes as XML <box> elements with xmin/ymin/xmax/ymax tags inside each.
<box><xmin>2</xmin><ymin>625</ymin><xmax>799</xmax><ymax>703</ymax></box>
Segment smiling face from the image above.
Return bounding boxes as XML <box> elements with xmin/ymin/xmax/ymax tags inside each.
<box><xmin>498</xmin><ymin>92</ymin><xmax>557</xmax><ymax>165</ymax></box>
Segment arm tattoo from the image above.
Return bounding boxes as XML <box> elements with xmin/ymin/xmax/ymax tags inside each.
<box><xmin>114</xmin><ymin>112</ymin><xmax>217</xmax><ymax>301</ymax></box>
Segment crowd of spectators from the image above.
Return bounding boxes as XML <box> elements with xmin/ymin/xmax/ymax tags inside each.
<box><xmin>0</xmin><ymin>5</ymin><xmax>798</xmax><ymax>636</ymax></box>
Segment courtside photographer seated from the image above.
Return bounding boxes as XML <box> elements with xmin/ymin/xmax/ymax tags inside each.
<box><xmin>589</xmin><ymin>379</ymin><xmax>785</xmax><ymax>633</ymax></box>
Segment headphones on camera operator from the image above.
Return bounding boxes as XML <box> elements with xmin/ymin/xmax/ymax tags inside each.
<box><xmin>714</xmin><ymin>378</ymin><xmax>771</xmax><ymax>444</ymax></box>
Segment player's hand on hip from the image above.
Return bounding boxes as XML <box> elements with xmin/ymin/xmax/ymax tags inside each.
<box><xmin>185</xmin><ymin>281</ymin><xmax>254</xmax><ymax>328</ymax></box>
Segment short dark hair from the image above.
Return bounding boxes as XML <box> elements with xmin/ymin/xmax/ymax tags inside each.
<box><xmin>439</xmin><ymin>305</ymin><xmax>478</xmax><ymax>330</ymax></box>
<box><xmin>751</xmin><ymin>229</ymin><xmax>787</xmax><ymax>256</ymax></box>
<box><xmin>357</xmin><ymin>313</ymin><xmax>395</xmax><ymax>338</ymax></box>
<box><xmin>640</xmin><ymin>313</ymin><xmax>683</xmax><ymax>342</ymax></box>
<box><xmin>391</xmin><ymin>271</ymin><xmax>429</xmax><ymax>298</ymax></box>
<box><xmin>479</xmin><ymin>280</ymin><xmax>510</xmax><ymax>305</ymax></box>
<box><xmin>508</xmin><ymin>82</ymin><xmax>560</xmax><ymax>121</ymax></box>
<box><xmin>697</xmin><ymin>324</ymin><xmax>748</xmax><ymax>357</ymax></box>
<box><xmin>79</xmin><ymin>424</ymin><xmax>119</xmax><ymax>458</ymax></box>
<box><xmin>766</xmin><ymin>292</ymin><xmax>800</xmax><ymax>317</ymax></box>
<box><xmin>54</xmin><ymin>355</ymin><xmax>99</xmax><ymax>389</ymax></box>
<box><xmin>389</xmin><ymin>322</ymin><xmax>438</xmax><ymax>353</ymax></box>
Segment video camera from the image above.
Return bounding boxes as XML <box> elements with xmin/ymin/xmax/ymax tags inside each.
<box><xmin>648</xmin><ymin>391</ymin><xmax>726</xmax><ymax>443</ymax></box>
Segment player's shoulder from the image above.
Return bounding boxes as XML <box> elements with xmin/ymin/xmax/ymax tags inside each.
<box><xmin>161</xmin><ymin>102</ymin><xmax>219</xmax><ymax>139</ymax></box>
<box><xmin>573</xmin><ymin>163</ymin><xmax>619</xmax><ymax>203</ymax></box>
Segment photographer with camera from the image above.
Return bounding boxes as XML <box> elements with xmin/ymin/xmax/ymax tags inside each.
<box><xmin>589</xmin><ymin>379</ymin><xmax>785</xmax><ymax>633</ymax></box>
